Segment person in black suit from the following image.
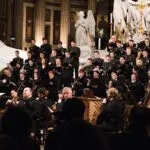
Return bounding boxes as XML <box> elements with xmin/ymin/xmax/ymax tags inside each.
<box><xmin>10</xmin><ymin>50</ymin><xmax>24</xmax><ymax>67</ymax></box>
<box><xmin>70</xmin><ymin>41</ymin><xmax>81</xmax><ymax>79</ymax></box>
<box><xmin>55</xmin><ymin>41</ymin><xmax>66</xmax><ymax>60</ymax></box>
<box><xmin>89</xmin><ymin>70</ymin><xmax>106</xmax><ymax>98</ymax></box>
<box><xmin>34</xmin><ymin>88</ymin><xmax>53</xmax><ymax>130</ymax></box>
<box><xmin>29</xmin><ymin>39</ymin><xmax>40</xmax><ymax>59</ymax></box>
<box><xmin>74</xmin><ymin>69</ymin><xmax>88</xmax><ymax>96</ymax></box>
<box><xmin>96</xmin><ymin>87</ymin><xmax>125</xmax><ymax>132</ymax></box>
<box><xmin>40</xmin><ymin>38</ymin><xmax>52</xmax><ymax>59</ymax></box>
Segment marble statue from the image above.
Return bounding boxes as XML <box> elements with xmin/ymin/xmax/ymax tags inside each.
<box><xmin>113</xmin><ymin>0</ymin><xmax>127</xmax><ymax>31</ymax></box>
<box><xmin>75</xmin><ymin>11</ymin><xmax>88</xmax><ymax>47</ymax></box>
<box><xmin>127</xmin><ymin>0</ymin><xmax>141</xmax><ymax>35</ymax></box>
<box><xmin>113</xmin><ymin>0</ymin><xmax>150</xmax><ymax>41</ymax></box>
<box><xmin>143</xmin><ymin>2</ymin><xmax>150</xmax><ymax>34</ymax></box>
<box><xmin>75</xmin><ymin>10</ymin><xmax>96</xmax><ymax>64</ymax></box>
<box><xmin>86</xmin><ymin>10</ymin><xmax>96</xmax><ymax>48</ymax></box>
<box><xmin>0</xmin><ymin>41</ymin><xmax>27</xmax><ymax>69</ymax></box>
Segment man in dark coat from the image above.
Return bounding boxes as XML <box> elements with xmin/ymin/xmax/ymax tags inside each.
<box><xmin>55</xmin><ymin>41</ymin><xmax>66</xmax><ymax>60</ymax></box>
<box><xmin>89</xmin><ymin>70</ymin><xmax>106</xmax><ymax>98</ymax></box>
<box><xmin>29</xmin><ymin>39</ymin><xmax>40</xmax><ymax>59</ymax></box>
<box><xmin>40</xmin><ymin>38</ymin><xmax>52</xmax><ymax>59</ymax></box>
<box><xmin>10</xmin><ymin>50</ymin><xmax>24</xmax><ymax>67</ymax></box>
<box><xmin>74</xmin><ymin>69</ymin><xmax>88</xmax><ymax>96</ymax></box>
<box><xmin>70</xmin><ymin>41</ymin><xmax>81</xmax><ymax>79</ymax></box>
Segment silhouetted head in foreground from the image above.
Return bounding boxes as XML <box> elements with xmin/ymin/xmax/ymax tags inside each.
<box><xmin>62</xmin><ymin>98</ymin><xmax>85</xmax><ymax>121</ymax></box>
<box><xmin>1</xmin><ymin>106</ymin><xmax>32</xmax><ymax>137</ymax></box>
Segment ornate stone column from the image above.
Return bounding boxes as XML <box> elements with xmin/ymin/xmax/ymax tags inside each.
<box><xmin>35</xmin><ymin>0</ymin><xmax>45</xmax><ymax>46</ymax></box>
<box><xmin>14</xmin><ymin>0</ymin><xmax>23</xmax><ymax>49</ymax></box>
<box><xmin>60</xmin><ymin>0</ymin><xmax>70</xmax><ymax>48</ymax></box>
<box><xmin>88</xmin><ymin>0</ymin><xmax>96</xmax><ymax>13</ymax></box>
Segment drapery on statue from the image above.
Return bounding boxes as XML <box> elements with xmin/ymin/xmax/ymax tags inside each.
<box><xmin>143</xmin><ymin>2</ymin><xmax>150</xmax><ymax>34</ymax></box>
<box><xmin>113</xmin><ymin>0</ymin><xmax>127</xmax><ymax>32</ymax></box>
<box><xmin>75</xmin><ymin>10</ymin><xmax>95</xmax><ymax>48</ymax></box>
<box><xmin>113</xmin><ymin>0</ymin><xmax>150</xmax><ymax>41</ymax></box>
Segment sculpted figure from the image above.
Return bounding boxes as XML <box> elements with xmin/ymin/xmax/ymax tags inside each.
<box><xmin>143</xmin><ymin>2</ymin><xmax>150</xmax><ymax>33</ymax></box>
<box><xmin>75</xmin><ymin>11</ymin><xmax>88</xmax><ymax>47</ymax></box>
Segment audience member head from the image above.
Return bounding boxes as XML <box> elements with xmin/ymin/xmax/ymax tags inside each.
<box><xmin>1</xmin><ymin>106</ymin><xmax>32</xmax><ymax>137</ymax></box>
<box><xmin>129</xmin><ymin>106</ymin><xmax>150</xmax><ymax>132</ymax></box>
<box><xmin>59</xmin><ymin>119</ymin><xmax>106</xmax><ymax>150</ymax></box>
<box><xmin>62</xmin><ymin>98</ymin><xmax>85</xmax><ymax>121</ymax></box>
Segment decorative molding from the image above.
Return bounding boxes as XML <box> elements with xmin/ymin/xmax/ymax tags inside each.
<box><xmin>70</xmin><ymin>4</ymin><xmax>88</xmax><ymax>9</ymax></box>
<box><xmin>45</xmin><ymin>1</ymin><xmax>61</xmax><ymax>7</ymax></box>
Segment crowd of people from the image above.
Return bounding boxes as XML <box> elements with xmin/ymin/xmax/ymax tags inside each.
<box><xmin>0</xmin><ymin>33</ymin><xmax>150</xmax><ymax>150</ymax></box>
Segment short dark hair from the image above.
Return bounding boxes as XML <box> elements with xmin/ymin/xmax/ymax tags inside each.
<box><xmin>15</xmin><ymin>50</ymin><xmax>19</xmax><ymax>54</ymax></box>
<box><xmin>42</xmin><ymin>37</ymin><xmax>47</xmax><ymax>41</ymax></box>
<box><xmin>88</xmin><ymin>58</ymin><xmax>92</xmax><ymax>61</ymax></box>
<box><xmin>129</xmin><ymin>39</ymin><xmax>134</xmax><ymax>42</ymax></box>
<box><xmin>58</xmin><ymin>41</ymin><xmax>62</xmax><ymax>45</ymax></box>
<box><xmin>71</xmin><ymin>40</ymin><xmax>76</xmax><ymax>43</ymax></box>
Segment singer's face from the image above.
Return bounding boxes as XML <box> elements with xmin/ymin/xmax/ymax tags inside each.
<box><xmin>23</xmin><ymin>88</ymin><xmax>32</xmax><ymax>99</ymax></box>
<box><xmin>11</xmin><ymin>90</ymin><xmax>17</xmax><ymax>97</ymax></box>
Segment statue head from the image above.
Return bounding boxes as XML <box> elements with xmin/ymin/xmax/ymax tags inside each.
<box><xmin>79</xmin><ymin>11</ymin><xmax>85</xmax><ymax>18</ymax></box>
<box><xmin>87</xmin><ymin>10</ymin><xmax>93</xmax><ymax>16</ymax></box>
